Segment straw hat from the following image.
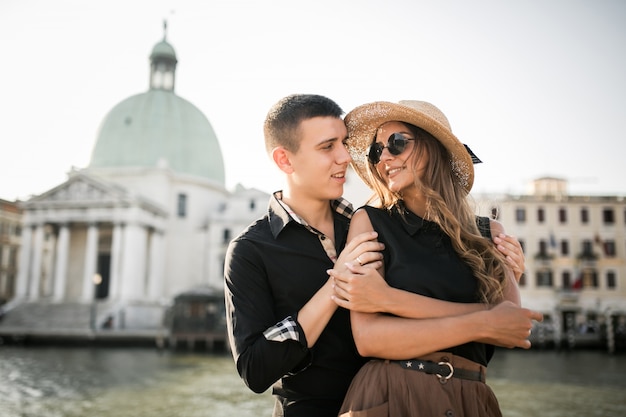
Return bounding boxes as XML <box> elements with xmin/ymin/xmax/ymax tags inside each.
<box><xmin>345</xmin><ymin>100</ymin><xmax>480</xmax><ymax>193</ymax></box>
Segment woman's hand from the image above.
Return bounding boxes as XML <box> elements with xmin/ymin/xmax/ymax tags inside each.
<box><xmin>329</xmin><ymin>262</ymin><xmax>387</xmax><ymax>313</ymax></box>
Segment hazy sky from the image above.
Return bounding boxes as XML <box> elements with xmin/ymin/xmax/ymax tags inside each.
<box><xmin>1</xmin><ymin>0</ymin><xmax>625</xmax><ymax>201</ymax></box>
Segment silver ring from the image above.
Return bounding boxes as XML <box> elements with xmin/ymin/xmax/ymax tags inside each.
<box><xmin>356</xmin><ymin>256</ymin><xmax>363</xmax><ymax>266</ymax></box>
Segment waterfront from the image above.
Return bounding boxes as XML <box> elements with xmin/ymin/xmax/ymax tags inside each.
<box><xmin>0</xmin><ymin>346</ymin><xmax>624</xmax><ymax>417</ymax></box>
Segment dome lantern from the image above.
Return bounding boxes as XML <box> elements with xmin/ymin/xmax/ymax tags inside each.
<box><xmin>149</xmin><ymin>20</ymin><xmax>178</xmax><ymax>91</ymax></box>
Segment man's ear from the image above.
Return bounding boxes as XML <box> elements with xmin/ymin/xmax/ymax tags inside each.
<box><xmin>272</xmin><ymin>147</ymin><xmax>295</xmax><ymax>174</ymax></box>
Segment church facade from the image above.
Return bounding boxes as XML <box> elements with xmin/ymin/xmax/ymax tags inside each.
<box><xmin>4</xmin><ymin>33</ymin><xmax>269</xmax><ymax>334</ymax></box>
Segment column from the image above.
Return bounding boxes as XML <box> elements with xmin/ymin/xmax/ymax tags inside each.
<box><xmin>15</xmin><ymin>225</ymin><xmax>33</xmax><ymax>299</ymax></box>
<box><xmin>108</xmin><ymin>223</ymin><xmax>124</xmax><ymax>300</ymax></box>
<box><xmin>52</xmin><ymin>223</ymin><xmax>70</xmax><ymax>301</ymax></box>
<box><xmin>28</xmin><ymin>224</ymin><xmax>45</xmax><ymax>301</ymax></box>
<box><xmin>119</xmin><ymin>223</ymin><xmax>147</xmax><ymax>301</ymax></box>
<box><xmin>147</xmin><ymin>229</ymin><xmax>165</xmax><ymax>301</ymax></box>
<box><xmin>81</xmin><ymin>223</ymin><xmax>99</xmax><ymax>302</ymax></box>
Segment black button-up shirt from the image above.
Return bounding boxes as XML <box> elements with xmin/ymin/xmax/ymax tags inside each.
<box><xmin>224</xmin><ymin>192</ymin><xmax>366</xmax><ymax>417</ymax></box>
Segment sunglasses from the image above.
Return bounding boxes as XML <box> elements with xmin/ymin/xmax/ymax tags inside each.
<box><xmin>367</xmin><ymin>133</ymin><xmax>415</xmax><ymax>164</ymax></box>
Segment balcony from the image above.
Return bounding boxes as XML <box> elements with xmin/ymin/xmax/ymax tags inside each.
<box><xmin>576</xmin><ymin>251</ymin><xmax>598</xmax><ymax>261</ymax></box>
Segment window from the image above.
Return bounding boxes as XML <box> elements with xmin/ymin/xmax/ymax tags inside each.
<box><xmin>519</xmin><ymin>239</ymin><xmax>525</xmax><ymax>254</ymax></box>
<box><xmin>604</xmin><ymin>240</ymin><xmax>616</xmax><ymax>257</ymax></box>
<box><xmin>490</xmin><ymin>206</ymin><xmax>499</xmax><ymax>220</ymax></box>
<box><xmin>560</xmin><ymin>240</ymin><xmax>569</xmax><ymax>256</ymax></box>
<box><xmin>562</xmin><ymin>271</ymin><xmax>572</xmax><ymax>289</ymax></box>
<box><xmin>603</xmin><ymin>208</ymin><xmax>614</xmax><ymax>225</ymax></box>
<box><xmin>249</xmin><ymin>199</ymin><xmax>256</xmax><ymax>211</ymax></box>
<box><xmin>8</xmin><ymin>246</ymin><xmax>17</xmax><ymax>267</ymax></box>
<box><xmin>558</xmin><ymin>208</ymin><xmax>567</xmax><ymax>223</ymax></box>
<box><xmin>177</xmin><ymin>193</ymin><xmax>187</xmax><ymax>218</ymax></box>
<box><xmin>537</xmin><ymin>207</ymin><xmax>545</xmax><ymax>223</ymax></box>
<box><xmin>515</xmin><ymin>208</ymin><xmax>526</xmax><ymax>223</ymax></box>
<box><xmin>581</xmin><ymin>269</ymin><xmax>598</xmax><ymax>288</ymax></box>
<box><xmin>581</xmin><ymin>208</ymin><xmax>589</xmax><ymax>224</ymax></box>
<box><xmin>539</xmin><ymin>240</ymin><xmax>548</xmax><ymax>255</ymax></box>
<box><xmin>223</xmin><ymin>228</ymin><xmax>232</xmax><ymax>244</ymax></box>
<box><xmin>536</xmin><ymin>269</ymin><xmax>553</xmax><ymax>287</ymax></box>
<box><xmin>607</xmin><ymin>271</ymin><xmax>617</xmax><ymax>289</ymax></box>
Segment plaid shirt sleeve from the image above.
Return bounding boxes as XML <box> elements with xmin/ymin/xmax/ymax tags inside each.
<box><xmin>263</xmin><ymin>316</ymin><xmax>302</xmax><ymax>343</ymax></box>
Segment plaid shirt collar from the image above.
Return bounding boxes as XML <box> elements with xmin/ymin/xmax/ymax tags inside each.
<box><xmin>268</xmin><ymin>191</ymin><xmax>353</xmax><ymax>238</ymax></box>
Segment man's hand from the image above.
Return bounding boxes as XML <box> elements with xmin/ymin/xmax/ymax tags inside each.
<box><xmin>494</xmin><ymin>233</ymin><xmax>525</xmax><ymax>282</ymax></box>
<box><xmin>333</xmin><ymin>231</ymin><xmax>384</xmax><ymax>275</ymax></box>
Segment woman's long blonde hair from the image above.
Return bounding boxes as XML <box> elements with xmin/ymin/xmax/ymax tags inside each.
<box><xmin>365</xmin><ymin>122</ymin><xmax>507</xmax><ymax>303</ymax></box>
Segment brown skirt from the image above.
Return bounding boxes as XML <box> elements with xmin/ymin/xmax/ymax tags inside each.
<box><xmin>338</xmin><ymin>352</ymin><xmax>502</xmax><ymax>417</ymax></box>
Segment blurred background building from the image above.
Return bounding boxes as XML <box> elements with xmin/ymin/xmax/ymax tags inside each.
<box><xmin>0</xmin><ymin>29</ymin><xmax>268</xmax><ymax>344</ymax></box>
<box><xmin>474</xmin><ymin>177</ymin><xmax>626</xmax><ymax>351</ymax></box>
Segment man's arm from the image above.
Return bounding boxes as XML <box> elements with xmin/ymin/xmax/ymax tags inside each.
<box><xmin>225</xmin><ymin>237</ymin><xmax>310</xmax><ymax>393</ymax></box>
<box><xmin>225</xmin><ymin>230</ymin><xmax>381</xmax><ymax>393</ymax></box>
<box><xmin>297</xmin><ymin>231</ymin><xmax>382</xmax><ymax>346</ymax></box>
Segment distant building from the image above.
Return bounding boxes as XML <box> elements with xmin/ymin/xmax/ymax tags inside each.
<box><xmin>1</xmin><ymin>30</ymin><xmax>268</xmax><ymax>337</ymax></box>
<box><xmin>0</xmin><ymin>199</ymin><xmax>22</xmax><ymax>304</ymax></box>
<box><xmin>475</xmin><ymin>177</ymin><xmax>626</xmax><ymax>350</ymax></box>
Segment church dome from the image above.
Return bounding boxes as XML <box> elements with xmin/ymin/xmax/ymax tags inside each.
<box><xmin>89</xmin><ymin>36</ymin><xmax>225</xmax><ymax>185</ymax></box>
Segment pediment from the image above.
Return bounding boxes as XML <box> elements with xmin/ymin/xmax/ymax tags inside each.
<box><xmin>23</xmin><ymin>171</ymin><xmax>167</xmax><ymax>217</ymax></box>
<box><xmin>28</xmin><ymin>173</ymin><xmax>128</xmax><ymax>205</ymax></box>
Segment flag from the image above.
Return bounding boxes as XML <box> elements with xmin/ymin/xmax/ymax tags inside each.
<box><xmin>571</xmin><ymin>266</ymin><xmax>583</xmax><ymax>290</ymax></box>
<box><xmin>594</xmin><ymin>233</ymin><xmax>602</xmax><ymax>246</ymax></box>
<box><xmin>594</xmin><ymin>233</ymin><xmax>608</xmax><ymax>257</ymax></box>
<box><xmin>549</xmin><ymin>232</ymin><xmax>557</xmax><ymax>249</ymax></box>
<box><xmin>572</xmin><ymin>272</ymin><xmax>583</xmax><ymax>290</ymax></box>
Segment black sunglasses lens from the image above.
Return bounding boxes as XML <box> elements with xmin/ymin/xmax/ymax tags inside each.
<box><xmin>368</xmin><ymin>133</ymin><xmax>410</xmax><ymax>164</ymax></box>
<box><xmin>368</xmin><ymin>143</ymin><xmax>383</xmax><ymax>164</ymax></box>
<box><xmin>387</xmin><ymin>133</ymin><xmax>407</xmax><ymax>155</ymax></box>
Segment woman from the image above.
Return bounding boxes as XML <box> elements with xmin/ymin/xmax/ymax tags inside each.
<box><xmin>334</xmin><ymin>100</ymin><xmax>536</xmax><ymax>417</ymax></box>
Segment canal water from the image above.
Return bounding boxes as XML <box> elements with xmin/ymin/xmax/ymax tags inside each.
<box><xmin>1</xmin><ymin>346</ymin><xmax>624</xmax><ymax>417</ymax></box>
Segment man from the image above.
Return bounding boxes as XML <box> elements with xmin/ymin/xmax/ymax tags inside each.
<box><xmin>224</xmin><ymin>94</ymin><xmax>538</xmax><ymax>417</ymax></box>
<box><xmin>224</xmin><ymin>94</ymin><xmax>380</xmax><ymax>416</ymax></box>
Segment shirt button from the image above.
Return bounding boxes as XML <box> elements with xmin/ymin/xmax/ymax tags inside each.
<box><xmin>445</xmin><ymin>410</ymin><xmax>454</xmax><ymax>417</ymax></box>
<box><xmin>320</xmin><ymin>235</ymin><xmax>326</xmax><ymax>240</ymax></box>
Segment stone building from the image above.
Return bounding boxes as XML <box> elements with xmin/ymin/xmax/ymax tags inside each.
<box><xmin>0</xmin><ymin>32</ymin><xmax>268</xmax><ymax>337</ymax></box>
<box><xmin>0</xmin><ymin>199</ymin><xmax>22</xmax><ymax>305</ymax></box>
<box><xmin>474</xmin><ymin>177</ymin><xmax>626</xmax><ymax>350</ymax></box>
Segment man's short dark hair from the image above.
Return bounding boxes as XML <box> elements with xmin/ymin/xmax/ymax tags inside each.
<box><xmin>264</xmin><ymin>94</ymin><xmax>344</xmax><ymax>153</ymax></box>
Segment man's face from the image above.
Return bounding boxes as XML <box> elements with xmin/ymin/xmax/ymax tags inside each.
<box><xmin>288</xmin><ymin>116</ymin><xmax>351</xmax><ymax>201</ymax></box>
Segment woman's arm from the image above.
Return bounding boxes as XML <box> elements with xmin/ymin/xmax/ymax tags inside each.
<box><xmin>351</xmin><ymin>300</ymin><xmax>543</xmax><ymax>359</ymax></box>
<box><xmin>331</xmin><ymin>209</ymin><xmax>486</xmax><ymax>318</ymax></box>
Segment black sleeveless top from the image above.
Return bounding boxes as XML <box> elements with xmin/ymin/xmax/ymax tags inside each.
<box><xmin>362</xmin><ymin>204</ymin><xmax>495</xmax><ymax>366</ymax></box>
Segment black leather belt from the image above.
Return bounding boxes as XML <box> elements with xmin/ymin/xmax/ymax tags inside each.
<box><xmin>391</xmin><ymin>359</ymin><xmax>485</xmax><ymax>384</ymax></box>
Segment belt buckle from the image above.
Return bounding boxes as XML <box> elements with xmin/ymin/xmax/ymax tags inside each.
<box><xmin>436</xmin><ymin>361</ymin><xmax>454</xmax><ymax>384</ymax></box>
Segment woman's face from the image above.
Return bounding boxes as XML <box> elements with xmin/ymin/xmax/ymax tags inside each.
<box><xmin>372</xmin><ymin>121</ymin><xmax>428</xmax><ymax>194</ymax></box>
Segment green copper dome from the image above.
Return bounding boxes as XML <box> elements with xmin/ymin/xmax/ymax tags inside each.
<box><xmin>89</xmin><ymin>37</ymin><xmax>225</xmax><ymax>185</ymax></box>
